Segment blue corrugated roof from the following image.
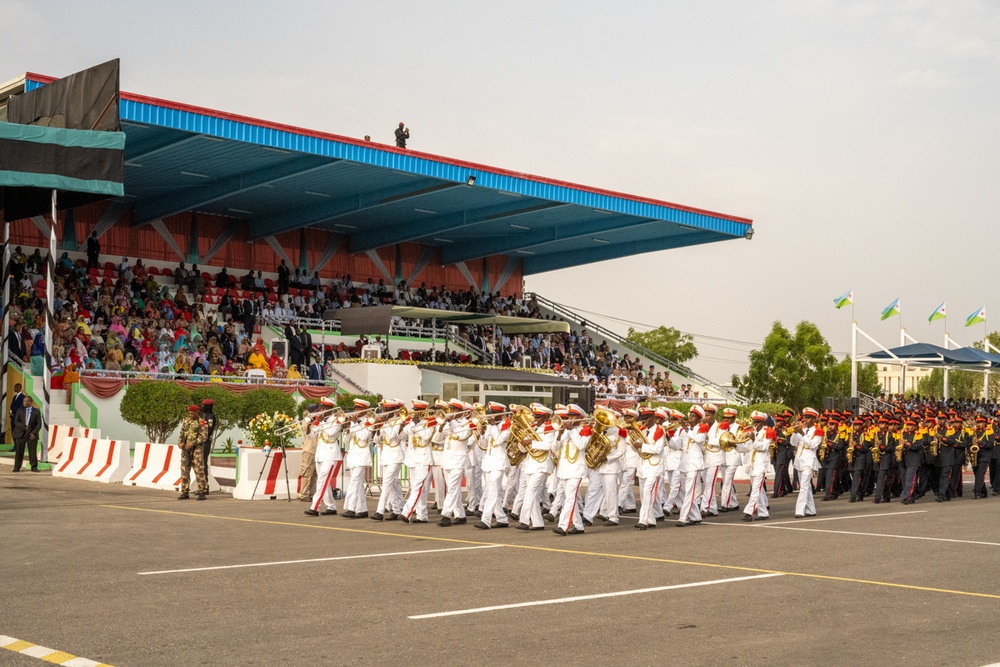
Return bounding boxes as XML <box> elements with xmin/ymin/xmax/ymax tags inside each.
<box><xmin>23</xmin><ymin>73</ymin><xmax>754</xmax><ymax>275</ymax></box>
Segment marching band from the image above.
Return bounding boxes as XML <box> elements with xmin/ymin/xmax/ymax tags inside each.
<box><xmin>298</xmin><ymin>399</ymin><xmax>998</xmax><ymax>533</ymax></box>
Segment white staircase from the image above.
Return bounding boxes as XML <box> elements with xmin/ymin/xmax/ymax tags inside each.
<box><xmin>46</xmin><ymin>388</ymin><xmax>83</xmax><ymax>428</ymax></box>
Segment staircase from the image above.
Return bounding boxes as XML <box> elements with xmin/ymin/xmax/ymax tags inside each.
<box><xmin>527</xmin><ymin>292</ymin><xmax>748</xmax><ymax>404</ymax></box>
<box><xmin>46</xmin><ymin>388</ymin><xmax>81</xmax><ymax>428</ymax></box>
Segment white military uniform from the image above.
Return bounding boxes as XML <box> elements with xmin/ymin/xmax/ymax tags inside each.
<box><xmin>555</xmin><ymin>424</ymin><xmax>589</xmax><ymax>533</ymax></box>
<box><xmin>738</xmin><ymin>423</ymin><xmax>774</xmax><ymax>519</ymax></box>
<box><xmin>618</xmin><ymin>433</ymin><xmax>641</xmax><ymax>512</ymax></box>
<box><xmin>343</xmin><ymin>419</ymin><xmax>374</xmax><ymax>515</ymax></box>
<box><xmin>583</xmin><ymin>425</ymin><xmax>627</xmax><ymax>525</ymax></box>
<box><xmin>478</xmin><ymin>418</ymin><xmax>511</xmax><ymax>528</ymax></box>
<box><xmin>719</xmin><ymin>421</ymin><xmax>743</xmax><ymax>511</ymax></box>
<box><xmin>637</xmin><ymin>423</ymin><xmax>666</xmax><ymax>528</ymax></box>
<box><xmin>700</xmin><ymin>421</ymin><xmax>727</xmax><ymax>516</ymax></box>
<box><xmin>465</xmin><ymin>423</ymin><xmax>485</xmax><ymax>514</ymax></box>
<box><xmin>518</xmin><ymin>420</ymin><xmax>557</xmax><ymax>529</ymax></box>
<box><xmin>662</xmin><ymin>424</ymin><xmax>685</xmax><ymax>514</ymax></box>
<box><xmin>310</xmin><ymin>417</ymin><xmax>344</xmax><ymax>513</ymax></box>
<box><xmin>440</xmin><ymin>417</ymin><xmax>473</xmax><ymax>523</ymax></box>
<box><xmin>375</xmin><ymin>415</ymin><xmax>406</xmax><ymax>518</ymax></box>
<box><xmin>791</xmin><ymin>423</ymin><xmax>822</xmax><ymax>517</ymax></box>
<box><xmin>402</xmin><ymin>417</ymin><xmax>437</xmax><ymax>522</ymax></box>
<box><xmin>676</xmin><ymin>422</ymin><xmax>707</xmax><ymax>525</ymax></box>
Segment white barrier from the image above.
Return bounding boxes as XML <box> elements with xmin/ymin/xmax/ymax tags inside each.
<box><xmin>53</xmin><ymin>438</ymin><xmax>131</xmax><ymax>483</ymax></box>
<box><xmin>46</xmin><ymin>425</ymin><xmax>99</xmax><ymax>461</ymax></box>
<box><xmin>232</xmin><ymin>446</ymin><xmax>303</xmax><ymax>500</ymax></box>
<box><xmin>126</xmin><ymin>442</ymin><xmax>222</xmax><ymax>492</ymax></box>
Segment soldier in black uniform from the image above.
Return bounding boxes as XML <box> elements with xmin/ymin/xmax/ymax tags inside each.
<box><xmin>200</xmin><ymin>398</ymin><xmax>217</xmax><ymax>493</ymax></box>
<box><xmin>848</xmin><ymin>418</ymin><xmax>871</xmax><ymax>502</ymax></box>
<box><xmin>821</xmin><ymin>417</ymin><xmax>844</xmax><ymax>501</ymax></box>
<box><xmin>772</xmin><ymin>415</ymin><xmax>793</xmax><ymax>498</ymax></box>
<box><xmin>990</xmin><ymin>412</ymin><xmax>1000</xmax><ymax>495</ymax></box>
<box><xmin>937</xmin><ymin>416</ymin><xmax>964</xmax><ymax>501</ymax></box>
<box><xmin>873</xmin><ymin>418</ymin><xmax>896</xmax><ymax>503</ymax></box>
<box><xmin>970</xmin><ymin>415</ymin><xmax>993</xmax><ymax>499</ymax></box>
<box><xmin>951</xmin><ymin>415</ymin><xmax>968</xmax><ymax>499</ymax></box>
<box><xmin>900</xmin><ymin>418</ymin><xmax>925</xmax><ymax>504</ymax></box>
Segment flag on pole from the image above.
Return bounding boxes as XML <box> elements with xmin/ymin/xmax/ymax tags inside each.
<box><xmin>833</xmin><ymin>288</ymin><xmax>853</xmax><ymax>309</ymax></box>
<box><xmin>881</xmin><ymin>298</ymin><xmax>900</xmax><ymax>321</ymax></box>
<box><xmin>965</xmin><ymin>306</ymin><xmax>986</xmax><ymax>327</ymax></box>
<box><xmin>928</xmin><ymin>302</ymin><xmax>946</xmax><ymax>322</ymax></box>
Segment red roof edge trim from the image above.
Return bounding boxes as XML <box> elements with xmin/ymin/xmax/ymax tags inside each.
<box><xmin>24</xmin><ymin>72</ymin><xmax>753</xmax><ymax>226</ymax></box>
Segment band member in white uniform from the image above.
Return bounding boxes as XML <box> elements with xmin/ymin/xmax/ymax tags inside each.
<box><xmin>429</xmin><ymin>399</ymin><xmax>450</xmax><ymax>511</ymax></box>
<box><xmin>675</xmin><ymin>404</ymin><xmax>708</xmax><ymax>527</ymax></box>
<box><xmin>465</xmin><ymin>403</ymin><xmax>485</xmax><ymax>517</ymax></box>
<box><xmin>546</xmin><ymin>407</ymin><xmax>570</xmax><ymax>522</ymax></box>
<box><xmin>699</xmin><ymin>403</ymin><xmax>725</xmax><ymax>517</ymax></box>
<box><xmin>342</xmin><ymin>400</ymin><xmax>374</xmax><ymax>518</ymax></box>
<box><xmin>516</xmin><ymin>404</ymin><xmax>557</xmax><ymax>531</ymax></box>
<box><xmin>583</xmin><ymin>411</ymin><xmax>627</xmax><ymax>527</ymax></box>
<box><xmin>662</xmin><ymin>409</ymin><xmax>686</xmax><ymax>515</ymax></box>
<box><xmin>475</xmin><ymin>402</ymin><xmax>511</xmax><ymax>529</ymax></box>
<box><xmin>738</xmin><ymin>411</ymin><xmax>774</xmax><ymax>522</ymax></box>
<box><xmin>401</xmin><ymin>400</ymin><xmax>435</xmax><ymax>523</ymax></box>
<box><xmin>718</xmin><ymin>407</ymin><xmax>743</xmax><ymax>512</ymax></box>
<box><xmin>791</xmin><ymin>407</ymin><xmax>822</xmax><ymax>518</ymax></box>
<box><xmin>439</xmin><ymin>399</ymin><xmax>473</xmax><ymax>526</ymax></box>
<box><xmin>372</xmin><ymin>398</ymin><xmax>405</xmax><ymax>521</ymax></box>
<box><xmin>619</xmin><ymin>407</ymin><xmax>652</xmax><ymax>513</ymax></box>
<box><xmin>306</xmin><ymin>399</ymin><xmax>345</xmax><ymax>517</ymax></box>
<box><xmin>635</xmin><ymin>408</ymin><xmax>667</xmax><ymax>530</ymax></box>
<box><xmin>553</xmin><ymin>405</ymin><xmax>589</xmax><ymax>535</ymax></box>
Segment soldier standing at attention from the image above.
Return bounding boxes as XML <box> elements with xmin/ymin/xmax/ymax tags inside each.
<box><xmin>178</xmin><ymin>405</ymin><xmax>208</xmax><ymax>501</ymax></box>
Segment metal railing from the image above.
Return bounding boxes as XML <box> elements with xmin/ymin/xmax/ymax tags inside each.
<box><xmin>526</xmin><ymin>292</ymin><xmax>748</xmax><ymax>404</ymax></box>
<box><xmin>78</xmin><ymin>368</ymin><xmax>338</xmax><ymax>390</ymax></box>
<box><xmin>857</xmin><ymin>392</ymin><xmax>893</xmax><ymax>414</ymax></box>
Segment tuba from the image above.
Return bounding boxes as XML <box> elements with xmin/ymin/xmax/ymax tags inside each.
<box><xmin>719</xmin><ymin>419</ymin><xmax>753</xmax><ymax>451</ymax></box>
<box><xmin>585</xmin><ymin>408</ymin><xmax>617</xmax><ymax>469</ymax></box>
<box><xmin>506</xmin><ymin>405</ymin><xmax>539</xmax><ymax>466</ymax></box>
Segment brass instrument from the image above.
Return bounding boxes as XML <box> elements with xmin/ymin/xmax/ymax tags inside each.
<box><xmin>928</xmin><ymin>430</ymin><xmax>940</xmax><ymax>458</ymax></box>
<box><xmin>894</xmin><ymin>433</ymin><xmax>904</xmax><ymax>463</ymax></box>
<box><xmin>507</xmin><ymin>405</ymin><xmax>540</xmax><ymax>466</ymax></box>
<box><xmin>846</xmin><ymin>431</ymin><xmax>856</xmax><ymax>465</ymax></box>
<box><xmin>718</xmin><ymin>419</ymin><xmax>753</xmax><ymax>452</ymax></box>
<box><xmin>969</xmin><ymin>431</ymin><xmax>981</xmax><ymax>468</ymax></box>
<box><xmin>585</xmin><ymin>408</ymin><xmax>617</xmax><ymax>469</ymax></box>
<box><xmin>870</xmin><ymin>433</ymin><xmax>883</xmax><ymax>465</ymax></box>
<box><xmin>818</xmin><ymin>432</ymin><xmax>829</xmax><ymax>462</ymax></box>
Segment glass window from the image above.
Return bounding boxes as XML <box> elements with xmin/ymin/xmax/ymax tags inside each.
<box><xmin>462</xmin><ymin>383</ymin><xmax>480</xmax><ymax>392</ymax></box>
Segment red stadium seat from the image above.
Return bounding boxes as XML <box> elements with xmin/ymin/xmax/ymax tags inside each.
<box><xmin>148</xmin><ymin>266</ymin><xmax>160</xmax><ymax>275</ymax></box>
<box><xmin>35</xmin><ymin>279</ymin><xmax>46</xmax><ymax>289</ymax></box>
<box><xmin>267</xmin><ymin>293</ymin><xmax>278</xmax><ymax>303</ymax></box>
<box><xmin>104</xmin><ymin>262</ymin><xmax>115</xmax><ymax>271</ymax></box>
<box><xmin>88</xmin><ymin>275</ymin><xmax>99</xmax><ymax>286</ymax></box>
<box><xmin>162</xmin><ymin>268</ymin><xmax>173</xmax><ymax>277</ymax></box>
<box><xmin>301</xmin><ymin>289</ymin><xmax>310</xmax><ymax>298</ymax></box>
<box><xmin>76</xmin><ymin>259</ymin><xmax>87</xmax><ymax>269</ymax></box>
<box><xmin>102</xmin><ymin>277</ymin><xmax>112</xmax><ymax>287</ymax></box>
<box><xmin>104</xmin><ymin>268</ymin><xmax>116</xmax><ymax>278</ymax></box>
<box><xmin>88</xmin><ymin>268</ymin><xmax>99</xmax><ymax>277</ymax></box>
<box><xmin>264</xmin><ymin>278</ymin><xmax>274</xmax><ymax>288</ymax></box>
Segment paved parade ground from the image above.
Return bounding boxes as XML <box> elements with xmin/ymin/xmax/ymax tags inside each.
<box><xmin>4</xmin><ymin>469</ymin><xmax>1000</xmax><ymax>667</ymax></box>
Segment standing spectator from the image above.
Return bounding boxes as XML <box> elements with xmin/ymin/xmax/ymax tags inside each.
<box><xmin>7</xmin><ymin>322</ymin><xmax>27</xmax><ymax>363</ymax></box>
<box><xmin>395</xmin><ymin>122</ymin><xmax>409</xmax><ymax>148</ymax></box>
<box><xmin>12</xmin><ymin>396</ymin><xmax>41</xmax><ymax>473</ymax></box>
<box><xmin>85</xmin><ymin>232</ymin><xmax>101</xmax><ymax>271</ymax></box>
<box><xmin>9</xmin><ymin>383</ymin><xmax>25</xmax><ymax>429</ymax></box>
<box><xmin>276</xmin><ymin>260</ymin><xmax>290</xmax><ymax>295</ymax></box>
<box><xmin>242</xmin><ymin>297</ymin><xmax>258</xmax><ymax>337</ymax></box>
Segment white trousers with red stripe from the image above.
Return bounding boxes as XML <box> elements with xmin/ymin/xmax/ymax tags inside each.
<box><xmin>402</xmin><ymin>465</ymin><xmax>431</xmax><ymax>521</ymax></box>
<box><xmin>700</xmin><ymin>466</ymin><xmax>721</xmax><ymax>514</ymax></box>
<box><xmin>719</xmin><ymin>464</ymin><xmax>741</xmax><ymax>510</ymax></box>
<box><xmin>679</xmin><ymin>470</ymin><xmax>703</xmax><ymax>524</ymax></box>
<box><xmin>744</xmin><ymin>473</ymin><xmax>769</xmax><ymax>517</ymax></box>
<box><xmin>344</xmin><ymin>465</ymin><xmax>368</xmax><ymax>514</ymax></box>
<box><xmin>480</xmin><ymin>469</ymin><xmax>508</xmax><ymax>527</ymax></box>
<box><xmin>310</xmin><ymin>459</ymin><xmax>342</xmax><ymax>512</ymax></box>
<box><xmin>638</xmin><ymin>473</ymin><xmax>661</xmax><ymax>526</ymax></box>
<box><xmin>557</xmin><ymin>477</ymin><xmax>585</xmax><ymax>532</ymax></box>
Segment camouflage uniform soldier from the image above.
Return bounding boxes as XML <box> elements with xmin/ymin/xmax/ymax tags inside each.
<box><xmin>179</xmin><ymin>404</ymin><xmax>209</xmax><ymax>500</ymax></box>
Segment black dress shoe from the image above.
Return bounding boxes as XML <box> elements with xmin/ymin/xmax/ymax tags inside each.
<box><xmin>304</xmin><ymin>509</ymin><xmax>319</xmax><ymax>516</ymax></box>
<box><xmin>568</xmin><ymin>527</ymin><xmax>582</xmax><ymax>535</ymax></box>
<box><xmin>438</xmin><ymin>517</ymin><xmax>452</xmax><ymax>527</ymax></box>
<box><xmin>596</xmin><ymin>514</ymin><xmax>608</xmax><ymax>522</ymax></box>
<box><xmin>605</xmin><ymin>521</ymin><xmax>619</xmax><ymax>527</ymax></box>
<box><xmin>742</xmin><ymin>514</ymin><xmax>754</xmax><ymax>522</ymax></box>
<box><xmin>583</xmin><ymin>518</ymin><xmax>593</xmax><ymax>527</ymax></box>
<box><xmin>495</xmin><ymin>522</ymin><xmax>509</xmax><ymax>528</ymax></box>
<box><xmin>646</xmin><ymin>522</ymin><xmax>657</xmax><ymax>529</ymax></box>
<box><xmin>31</xmin><ymin>468</ymin><xmax>39</xmax><ymax>472</ymax></box>
<box><xmin>399</xmin><ymin>515</ymin><xmax>410</xmax><ymax>523</ymax></box>
<box><xmin>322</xmin><ymin>509</ymin><xmax>337</xmax><ymax>516</ymax></box>
<box><xmin>452</xmin><ymin>517</ymin><xmax>467</xmax><ymax>525</ymax></box>
<box><xmin>371</xmin><ymin>513</ymin><xmax>384</xmax><ymax>521</ymax></box>
<box><xmin>509</xmin><ymin>512</ymin><xmax>520</xmax><ymax>521</ymax></box>
<box><xmin>553</xmin><ymin>527</ymin><xmax>567</xmax><ymax>535</ymax></box>
<box><xmin>412</xmin><ymin>518</ymin><xmax>428</xmax><ymax>524</ymax></box>
<box><xmin>635</xmin><ymin>523</ymin><xmax>647</xmax><ymax>530</ymax></box>
<box><xmin>675</xmin><ymin>521</ymin><xmax>689</xmax><ymax>527</ymax></box>
<box><xmin>474</xmin><ymin>521</ymin><xmax>490</xmax><ymax>530</ymax></box>
<box><xmin>757</xmin><ymin>515</ymin><xmax>769</xmax><ymax>521</ymax></box>
<box><xmin>385</xmin><ymin>513</ymin><xmax>398</xmax><ymax>521</ymax></box>
<box><xmin>543</xmin><ymin>513</ymin><xmax>555</xmax><ymax>522</ymax></box>
<box><xmin>342</xmin><ymin>510</ymin><xmax>357</xmax><ymax>518</ymax></box>
<box><xmin>516</xmin><ymin>523</ymin><xmax>530</xmax><ymax>531</ymax></box>
<box><xmin>354</xmin><ymin>512</ymin><xmax>368</xmax><ymax>519</ymax></box>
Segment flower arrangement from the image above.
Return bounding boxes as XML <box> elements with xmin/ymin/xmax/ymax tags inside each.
<box><xmin>245</xmin><ymin>411</ymin><xmax>300</xmax><ymax>449</ymax></box>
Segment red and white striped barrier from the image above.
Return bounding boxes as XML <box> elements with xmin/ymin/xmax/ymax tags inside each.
<box><xmin>126</xmin><ymin>442</ymin><xmax>222</xmax><ymax>492</ymax></box>
<box><xmin>53</xmin><ymin>438</ymin><xmax>131</xmax><ymax>483</ymax></box>
<box><xmin>233</xmin><ymin>446</ymin><xmax>303</xmax><ymax>500</ymax></box>
<box><xmin>46</xmin><ymin>425</ymin><xmax>99</xmax><ymax>461</ymax></box>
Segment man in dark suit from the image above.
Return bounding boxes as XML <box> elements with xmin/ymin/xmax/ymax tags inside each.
<box><xmin>86</xmin><ymin>231</ymin><xmax>101</xmax><ymax>271</ymax></box>
<box><xmin>9</xmin><ymin>382</ymin><xmax>25</xmax><ymax>425</ymax></box>
<box><xmin>242</xmin><ymin>298</ymin><xmax>258</xmax><ymax>337</ymax></box>
<box><xmin>7</xmin><ymin>323</ymin><xmax>27</xmax><ymax>363</ymax></box>
<box><xmin>288</xmin><ymin>323</ymin><xmax>304</xmax><ymax>368</ymax></box>
<box><xmin>13</xmin><ymin>396</ymin><xmax>42</xmax><ymax>472</ymax></box>
<box><xmin>300</xmin><ymin>327</ymin><xmax>313</xmax><ymax>368</ymax></box>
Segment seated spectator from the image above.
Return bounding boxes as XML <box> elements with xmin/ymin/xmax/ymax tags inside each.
<box><xmin>175</xmin><ymin>262</ymin><xmax>189</xmax><ymax>285</ymax></box>
<box><xmin>216</xmin><ymin>267</ymin><xmax>233</xmax><ymax>289</ymax></box>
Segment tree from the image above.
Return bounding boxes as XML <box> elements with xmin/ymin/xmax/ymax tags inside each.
<box><xmin>189</xmin><ymin>386</ymin><xmax>242</xmax><ymax>447</ymax></box>
<box><xmin>916</xmin><ymin>330</ymin><xmax>1000</xmax><ymax>399</ymax></box>
<box><xmin>831</xmin><ymin>356</ymin><xmax>880</xmax><ymax>397</ymax></box>
<box><xmin>625</xmin><ymin>326</ymin><xmax>698</xmax><ymax>364</ymax></box>
<box><xmin>120</xmin><ymin>381</ymin><xmax>191</xmax><ymax>444</ymax></box>
<box><xmin>238</xmin><ymin>388</ymin><xmax>298</xmax><ymax>425</ymax></box>
<box><xmin>732</xmin><ymin>321</ymin><xmax>841</xmax><ymax>409</ymax></box>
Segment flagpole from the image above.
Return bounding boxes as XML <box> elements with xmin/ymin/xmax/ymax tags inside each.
<box><xmin>943</xmin><ymin>320</ymin><xmax>950</xmax><ymax>400</ymax></box>
<box><xmin>899</xmin><ymin>303</ymin><xmax>906</xmax><ymax>398</ymax></box>
<box><xmin>984</xmin><ymin>318</ymin><xmax>990</xmax><ymax>401</ymax></box>
<box><xmin>851</xmin><ymin>320</ymin><xmax>858</xmax><ymax>402</ymax></box>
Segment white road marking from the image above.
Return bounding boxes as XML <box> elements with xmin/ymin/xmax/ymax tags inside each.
<box><xmin>762</xmin><ymin>510</ymin><xmax>926</xmax><ymax>526</ymax></box>
<box><xmin>408</xmin><ymin>572</ymin><xmax>784</xmax><ymax>619</ymax></box>
<box><xmin>758</xmin><ymin>525</ymin><xmax>1000</xmax><ymax>547</ymax></box>
<box><xmin>138</xmin><ymin>544</ymin><xmax>503</xmax><ymax>575</ymax></box>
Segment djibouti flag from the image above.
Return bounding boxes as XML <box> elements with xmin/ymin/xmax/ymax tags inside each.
<box><xmin>965</xmin><ymin>306</ymin><xmax>986</xmax><ymax>327</ymax></box>
<box><xmin>881</xmin><ymin>298</ymin><xmax>900</xmax><ymax>321</ymax></box>
<box><xmin>928</xmin><ymin>302</ymin><xmax>946</xmax><ymax>322</ymax></box>
<box><xmin>833</xmin><ymin>288</ymin><xmax>853</xmax><ymax>309</ymax></box>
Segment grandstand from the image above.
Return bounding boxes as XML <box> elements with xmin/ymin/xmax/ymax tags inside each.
<box><xmin>0</xmin><ymin>67</ymin><xmax>753</xmax><ymax>452</ymax></box>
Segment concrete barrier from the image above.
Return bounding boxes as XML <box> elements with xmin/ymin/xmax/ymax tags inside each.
<box><xmin>127</xmin><ymin>442</ymin><xmax>222</xmax><ymax>492</ymax></box>
<box><xmin>232</xmin><ymin>446</ymin><xmax>303</xmax><ymax>500</ymax></box>
<box><xmin>53</xmin><ymin>438</ymin><xmax>130</xmax><ymax>483</ymax></box>
<box><xmin>46</xmin><ymin>426</ymin><xmax>99</xmax><ymax>461</ymax></box>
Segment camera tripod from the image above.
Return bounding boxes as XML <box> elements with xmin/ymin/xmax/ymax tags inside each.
<box><xmin>250</xmin><ymin>438</ymin><xmax>293</xmax><ymax>501</ymax></box>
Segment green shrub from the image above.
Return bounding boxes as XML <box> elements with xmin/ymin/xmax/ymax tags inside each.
<box><xmin>238</xmin><ymin>388</ymin><xmax>297</xmax><ymax>424</ymax></box>
<box><xmin>336</xmin><ymin>393</ymin><xmax>380</xmax><ymax>411</ymax></box>
<box><xmin>120</xmin><ymin>381</ymin><xmax>192</xmax><ymax>443</ymax></box>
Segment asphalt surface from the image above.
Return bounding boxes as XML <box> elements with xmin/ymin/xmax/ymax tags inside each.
<box><xmin>3</xmin><ymin>470</ymin><xmax>1000</xmax><ymax>667</ymax></box>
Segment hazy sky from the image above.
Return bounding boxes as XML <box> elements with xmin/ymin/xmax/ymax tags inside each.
<box><xmin>4</xmin><ymin>1</ymin><xmax>999</xmax><ymax>383</ymax></box>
